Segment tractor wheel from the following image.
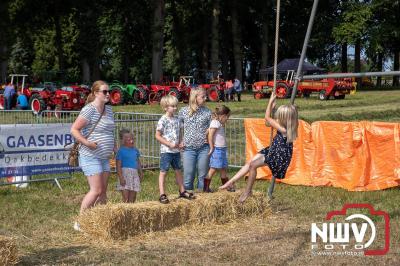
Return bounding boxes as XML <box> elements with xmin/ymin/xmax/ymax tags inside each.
<box><xmin>207</xmin><ymin>86</ymin><xmax>223</xmax><ymax>102</ymax></box>
<box><xmin>182</xmin><ymin>91</ymin><xmax>190</xmax><ymax>103</ymax></box>
<box><xmin>334</xmin><ymin>94</ymin><xmax>345</xmax><ymax>100</ymax></box>
<box><xmin>319</xmin><ymin>90</ymin><xmax>330</xmax><ymax>101</ymax></box>
<box><xmin>253</xmin><ymin>92</ymin><xmax>263</xmax><ymax>99</ymax></box>
<box><xmin>275</xmin><ymin>83</ymin><xmax>290</xmax><ymax>99</ymax></box>
<box><xmin>0</xmin><ymin>95</ymin><xmax>4</xmax><ymax>109</ymax></box>
<box><xmin>109</xmin><ymin>85</ymin><xmax>124</xmax><ymax>105</ymax></box>
<box><xmin>29</xmin><ymin>94</ymin><xmax>46</xmax><ymax>114</ymax></box>
<box><xmin>168</xmin><ymin>87</ymin><xmax>183</xmax><ymax>102</ymax></box>
<box><xmin>303</xmin><ymin>91</ymin><xmax>311</xmax><ymax>98</ymax></box>
<box><xmin>132</xmin><ymin>86</ymin><xmax>149</xmax><ymax>104</ymax></box>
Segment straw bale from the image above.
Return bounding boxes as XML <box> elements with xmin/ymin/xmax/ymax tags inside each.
<box><xmin>77</xmin><ymin>191</ymin><xmax>269</xmax><ymax>240</ymax></box>
<box><xmin>0</xmin><ymin>235</ymin><xmax>18</xmax><ymax>265</ymax></box>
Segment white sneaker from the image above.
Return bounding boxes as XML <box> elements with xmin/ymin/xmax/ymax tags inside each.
<box><xmin>73</xmin><ymin>222</ymin><xmax>81</xmax><ymax>232</ymax></box>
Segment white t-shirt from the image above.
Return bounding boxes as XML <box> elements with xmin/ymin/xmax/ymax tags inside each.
<box><xmin>209</xmin><ymin>119</ymin><xmax>226</xmax><ymax>147</ymax></box>
<box><xmin>156</xmin><ymin>115</ymin><xmax>181</xmax><ymax>153</ymax></box>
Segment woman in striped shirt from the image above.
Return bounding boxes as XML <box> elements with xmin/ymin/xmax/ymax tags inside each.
<box><xmin>71</xmin><ymin>80</ymin><xmax>115</xmax><ymax>225</ymax></box>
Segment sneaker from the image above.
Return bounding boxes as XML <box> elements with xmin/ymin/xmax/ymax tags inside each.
<box><xmin>73</xmin><ymin>221</ymin><xmax>81</xmax><ymax>232</ymax></box>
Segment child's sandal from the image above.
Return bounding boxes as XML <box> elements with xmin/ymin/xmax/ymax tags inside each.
<box><xmin>159</xmin><ymin>194</ymin><xmax>170</xmax><ymax>204</ymax></box>
<box><xmin>227</xmin><ymin>186</ymin><xmax>236</xmax><ymax>192</ymax></box>
<box><xmin>179</xmin><ymin>190</ymin><xmax>195</xmax><ymax>200</ymax></box>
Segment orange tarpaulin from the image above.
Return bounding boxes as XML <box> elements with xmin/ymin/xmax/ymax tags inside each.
<box><xmin>244</xmin><ymin>119</ymin><xmax>400</xmax><ymax>191</ymax></box>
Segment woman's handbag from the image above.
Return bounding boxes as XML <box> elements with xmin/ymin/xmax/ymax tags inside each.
<box><xmin>66</xmin><ymin>109</ymin><xmax>104</xmax><ymax>167</ymax></box>
<box><xmin>68</xmin><ymin>142</ymin><xmax>80</xmax><ymax>167</ymax></box>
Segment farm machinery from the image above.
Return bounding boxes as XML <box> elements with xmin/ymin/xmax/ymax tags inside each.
<box><xmin>252</xmin><ymin>70</ymin><xmax>356</xmax><ymax>100</ymax></box>
<box><xmin>194</xmin><ymin>70</ymin><xmax>227</xmax><ymax>102</ymax></box>
<box><xmin>0</xmin><ymin>74</ymin><xmax>89</xmax><ymax>113</ymax></box>
<box><xmin>109</xmin><ymin>81</ymin><xmax>149</xmax><ymax>105</ymax></box>
<box><xmin>147</xmin><ymin>76</ymin><xmax>193</xmax><ymax>104</ymax></box>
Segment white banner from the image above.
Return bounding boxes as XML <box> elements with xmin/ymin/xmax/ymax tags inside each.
<box><xmin>0</xmin><ymin>123</ymin><xmax>80</xmax><ymax>177</ymax></box>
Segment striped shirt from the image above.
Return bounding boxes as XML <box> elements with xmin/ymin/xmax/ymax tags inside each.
<box><xmin>78</xmin><ymin>104</ymin><xmax>115</xmax><ymax>159</ymax></box>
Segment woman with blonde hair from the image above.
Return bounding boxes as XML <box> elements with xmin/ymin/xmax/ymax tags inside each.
<box><xmin>178</xmin><ymin>87</ymin><xmax>212</xmax><ymax>194</ymax></box>
<box><xmin>70</xmin><ymin>80</ymin><xmax>115</xmax><ymax>230</ymax></box>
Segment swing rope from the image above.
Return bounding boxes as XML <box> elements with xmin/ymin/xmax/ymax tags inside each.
<box><xmin>267</xmin><ymin>0</ymin><xmax>320</xmax><ymax>200</ymax></box>
<box><xmin>266</xmin><ymin>0</ymin><xmax>281</xmax><ymax>200</ymax></box>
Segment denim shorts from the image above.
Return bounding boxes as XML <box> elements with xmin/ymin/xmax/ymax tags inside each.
<box><xmin>79</xmin><ymin>155</ymin><xmax>110</xmax><ymax>176</ymax></box>
<box><xmin>160</xmin><ymin>152</ymin><xmax>182</xmax><ymax>172</ymax></box>
<box><xmin>209</xmin><ymin>147</ymin><xmax>228</xmax><ymax>169</ymax></box>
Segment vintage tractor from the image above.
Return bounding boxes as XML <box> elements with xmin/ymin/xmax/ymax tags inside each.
<box><xmin>27</xmin><ymin>83</ymin><xmax>88</xmax><ymax>114</ymax></box>
<box><xmin>109</xmin><ymin>81</ymin><xmax>149</xmax><ymax>105</ymax></box>
<box><xmin>193</xmin><ymin>70</ymin><xmax>226</xmax><ymax>102</ymax></box>
<box><xmin>0</xmin><ymin>74</ymin><xmax>90</xmax><ymax>113</ymax></box>
<box><xmin>252</xmin><ymin>70</ymin><xmax>356</xmax><ymax>100</ymax></box>
<box><xmin>148</xmin><ymin>76</ymin><xmax>192</xmax><ymax>103</ymax></box>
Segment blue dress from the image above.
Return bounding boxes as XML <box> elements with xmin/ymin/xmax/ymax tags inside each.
<box><xmin>259</xmin><ymin>131</ymin><xmax>293</xmax><ymax>179</ymax></box>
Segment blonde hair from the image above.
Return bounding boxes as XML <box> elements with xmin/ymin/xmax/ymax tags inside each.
<box><xmin>212</xmin><ymin>105</ymin><xmax>231</xmax><ymax>121</ymax></box>
<box><xmin>188</xmin><ymin>87</ymin><xmax>206</xmax><ymax>116</ymax></box>
<box><xmin>86</xmin><ymin>80</ymin><xmax>108</xmax><ymax>104</ymax></box>
<box><xmin>160</xmin><ymin>95</ymin><xmax>178</xmax><ymax>109</ymax></box>
<box><xmin>275</xmin><ymin>104</ymin><xmax>298</xmax><ymax>143</ymax></box>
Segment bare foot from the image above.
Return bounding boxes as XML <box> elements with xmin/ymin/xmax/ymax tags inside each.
<box><xmin>219</xmin><ymin>181</ymin><xmax>232</xmax><ymax>190</ymax></box>
<box><xmin>218</xmin><ymin>181</ymin><xmax>232</xmax><ymax>190</ymax></box>
<box><xmin>239</xmin><ymin>191</ymin><xmax>252</xmax><ymax>203</ymax></box>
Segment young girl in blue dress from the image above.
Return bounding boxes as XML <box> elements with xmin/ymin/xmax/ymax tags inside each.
<box><xmin>220</xmin><ymin>92</ymin><xmax>298</xmax><ymax>202</ymax></box>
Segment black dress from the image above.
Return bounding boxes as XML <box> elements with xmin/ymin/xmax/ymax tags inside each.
<box><xmin>259</xmin><ymin>131</ymin><xmax>293</xmax><ymax>179</ymax></box>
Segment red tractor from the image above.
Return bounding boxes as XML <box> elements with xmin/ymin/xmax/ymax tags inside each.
<box><xmin>0</xmin><ymin>74</ymin><xmax>88</xmax><ymax>113</ymax></box>
<box><xmin>148</xmin><ymin>76</ymin><xmax>192</xmax><ymax>104</ymax></box>
<box><xmin>252</xmin><ymin>70</ymin><xmax>356</xmax><ymax>100</ymax></box>
<box><xmin>195</xmin><ymin>70</ymin><xmax>226</xmax><ymax>102</ymax></box>
<box><xmin>27</xmin><ymin>83</ymin><xmax>89</xmax><ymax>114</ymax></box>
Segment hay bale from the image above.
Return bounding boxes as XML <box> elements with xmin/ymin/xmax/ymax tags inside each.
<box><xmin>0</xmin><ymin>235</ymin><xmax>18</xmax><ymax>265</ymax></box>
<box><xmin>78</xmin><ymin>191</ymin><xmax>269</xmax><ymax>240</ymax></box>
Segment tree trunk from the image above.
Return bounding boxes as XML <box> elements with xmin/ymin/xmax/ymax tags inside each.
<box><xmin>341</xmin><ymin>42</ymin><xmax>348</xmax><ymax>73</ymax></box>
<box><xmin>393</xmin><ymin>49</ymin><xmax>400</xmax><ymax>87</ymax></box>
<box><xmin>54</xmin><ymin>15</ymin><xmax>65</xmax><ymax>71</ymax></box>
<box><xmin>151</xmin><ymin>0</ymin><xmax>165</xmax><ymax>83</ymax></box>
<box><xmin>354</xmin><ymin>39</ymin><xmax>361</xmax><ymax>88</ymax></box>
<box><xmin>91</xmin><ymin>64</ymin><xmax>100</xmax><ymax>81</ymax></box>
<box><xmin>201</xmin><ymin>18</ymin><xmax>209</xmax><ymax>75</ymax></box>
<box><xmin>376</xmin><ymin>52</ymin><xmax>383</xmax><ymax>87</ymax></box>
<box><xmin>210</xmin><ymin>0</ymin><xmax>220</xmax><ymax>72</ymax></box>
<box><xmin>260</xmin><ymin>2</ymin><xmax>270</xmax><ymax>76</ymax></box>
<box><xmin>81</xmin><ymin>58</ymin><xmax>90</xmax><ymax>84</ymax></box>
<box><xmin>0</xmin><ymin>43</ymin><xmax>7</xmax><ymax>83</ymax></box>
<box><xmin>231</xmin><ymin>0</ymin><xmax>242</xmax><ymax>80</ymax></box>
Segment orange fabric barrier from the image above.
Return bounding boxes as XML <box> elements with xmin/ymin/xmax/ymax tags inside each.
<box><xmin>244</xmin><ymin>119</ymin><xmax>400</xmax><ymax>191</ymax></box>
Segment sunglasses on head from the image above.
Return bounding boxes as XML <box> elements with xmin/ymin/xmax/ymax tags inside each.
<box><xmin>100</xmin><ymin>90</ymin><xmax>110</xmax><ymax>95</ymax></box>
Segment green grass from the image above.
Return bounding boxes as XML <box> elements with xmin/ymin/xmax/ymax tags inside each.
<box><xmin>0</xmin><ymin>89</ymin><xmax>399</xmax><ymax>264</ymax></box>
<box><xmin>111</xmin><ymin>90</ymin><xmax>400</xmax><ymax>123</ymax></box>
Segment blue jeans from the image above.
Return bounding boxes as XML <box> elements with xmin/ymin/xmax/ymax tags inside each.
<box><xmin>183</xmin><ymin>144</ymin><xmax>210</xmax><ymax>190</ymax></box>
<box><xmin>160</xmin><ymin>152</ymin><xmax>182</xmax><ymax>172</ymax></box>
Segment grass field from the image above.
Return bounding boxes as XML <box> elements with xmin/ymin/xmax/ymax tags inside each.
<box><xmin>0</xmin><ymin>90</ymin><xmax>399</xmax><ymax>265</ymax></box>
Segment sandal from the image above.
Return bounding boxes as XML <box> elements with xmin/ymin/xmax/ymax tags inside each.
<box><xmin>159</xmin><ymin>194</ymin><xmax>170</xmax><ymax>204</ymax></box>
<box><xmin>179</xmin><ymin>190</ymin><xmax>195</xmax><ymax>200</ymax></box>
<box><xmin>227</xmin><ymin>186</ymin><xmax>236</xmax><ymax>192</ymax></box>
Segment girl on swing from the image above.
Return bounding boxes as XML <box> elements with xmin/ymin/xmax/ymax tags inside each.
<box><xmin>219</xmin><ymin>92</ymin><xmax>299</xmax><ymax>202</ymax></box>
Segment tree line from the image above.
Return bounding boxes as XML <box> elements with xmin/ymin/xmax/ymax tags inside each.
<box><xmin>0</xmin><ymin>0</ymin><xmax>399</xmax><ymax>86</ymax></box>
